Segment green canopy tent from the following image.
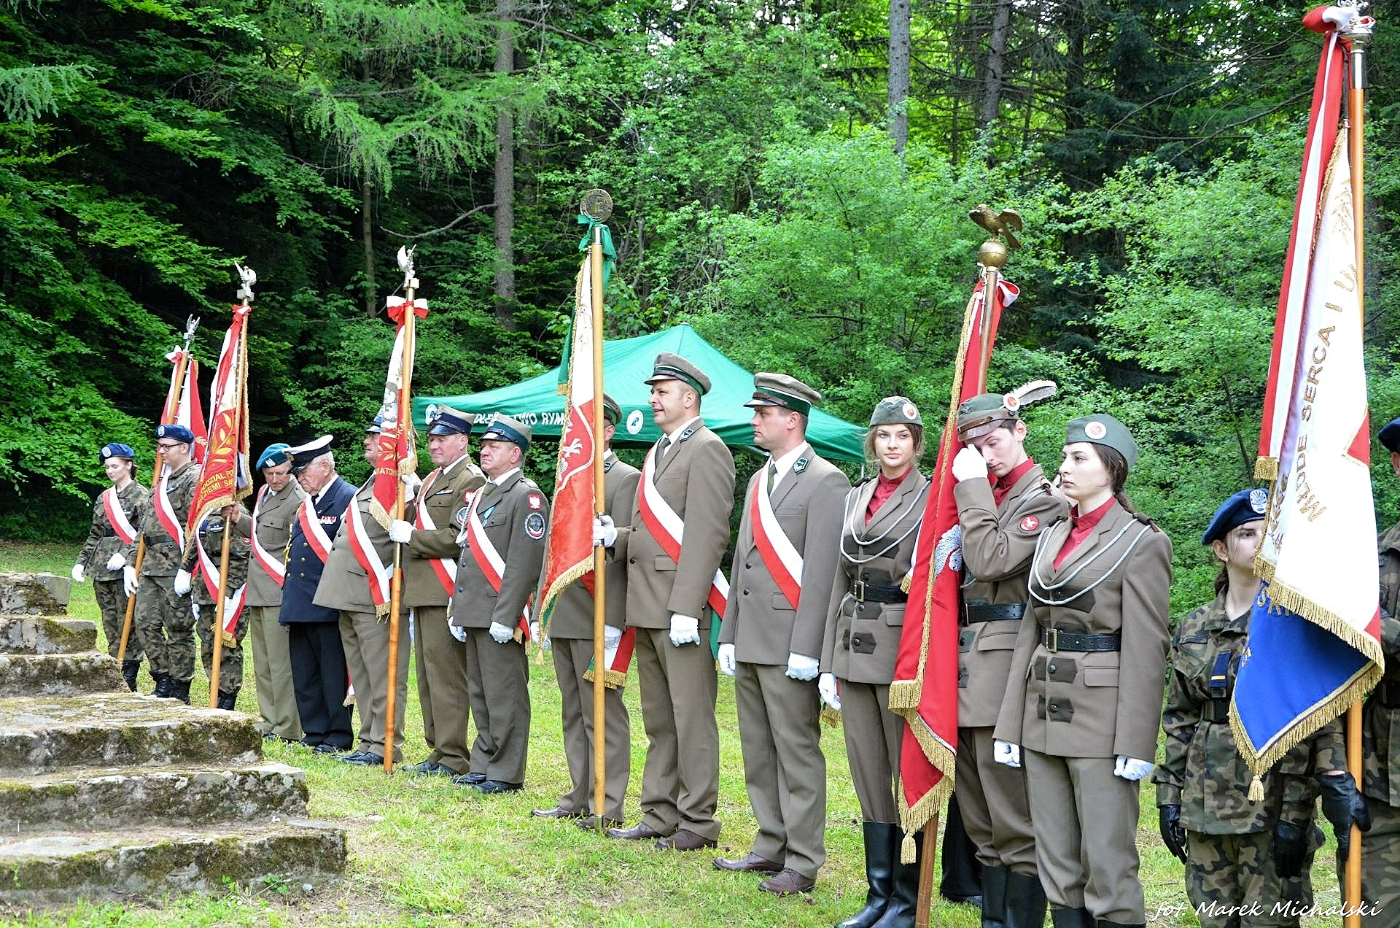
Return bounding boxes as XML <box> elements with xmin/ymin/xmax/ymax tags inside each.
<box><xmin>413</xmin><ymin>323</ymin><xmax>868</xmax><ymax>463</ymax></box>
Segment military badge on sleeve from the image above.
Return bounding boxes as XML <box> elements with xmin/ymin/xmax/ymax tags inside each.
<box><xmin>1019</xmin><ymin>515</ymin><xmax>1040</xmax><ymax>533</ymax></box>
<box><xmin>524</xmin><ymin>512</ymin><xmax>546</xmax><ymax>540</ymax></box>
<box><xmin>454</xmin><ymin>506</ymin><xmax>469</xmax><ymax>528</ymax></box>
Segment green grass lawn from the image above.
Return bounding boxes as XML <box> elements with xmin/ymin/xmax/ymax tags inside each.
<box><xmin>0</xmin><ymin>542</ymin><xmax>1346</xmax><ymax>927</ymax></box>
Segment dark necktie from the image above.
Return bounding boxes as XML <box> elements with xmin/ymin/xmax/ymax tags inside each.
<box><xmin>767</xmin><ymin>461</ymin><xmax>778</xmax><ymax>497</ymax></box>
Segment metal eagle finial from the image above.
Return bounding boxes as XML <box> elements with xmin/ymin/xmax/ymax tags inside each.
<box><xmin>234</xmin><ymin>262</ymin><xmax>257</xmax><ymax>304</ymax></box>
<box><xmin>969</xmin><ymin>204</ymin><xmax>1024</xmax><ymax>251</ymax></box>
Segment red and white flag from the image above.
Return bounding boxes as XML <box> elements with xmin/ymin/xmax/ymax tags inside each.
<box><xmin>369</xmin><ymin>296</ymin><xmax>427</xmax><ymax>530</ymax></box>
<box><xmin>889</xmin><ymin>276</ymin><xmax>1017</xmax><ymax>860</ymax></box>
<box><xmin>539</xmin><ymin>257</ymin><xmax>599</xmax><ymax>631</ymax></box>
<box><xmin>163</xmin><ymin>348</ymin><xmax>207</xmax><ymax>468</ymax></box>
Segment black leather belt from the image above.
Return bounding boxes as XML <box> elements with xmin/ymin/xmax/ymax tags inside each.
<box><xmin>101</xmin><ymin>527</ymin><xmax>117</xmax><ymax>538</ymax></box>
<box><xmin>1377</xmin><ymin>681</ymin><xmax>1400</xmax><ymax>708</ymax></box>
<box><xmin>1202</xmin><ymin>698</ymin><xmax>1230</xmax><ymax>723</ymax></box>
<box><xmin>961</xmin><ymin>603</ymin><xmax>1025</xmax><ymax>625</ymax></box>
<box><xmin>1039</xmin><ymin>624</ymin><xmax>1120</xmax><ymax>652</ymax></box>
<box><xmin>853</xmin><ymin>580</ymin><xmax>907</xmax><ymax>604</ymax></box>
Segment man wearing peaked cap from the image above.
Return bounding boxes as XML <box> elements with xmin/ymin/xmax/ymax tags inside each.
<box><xmin>134</xmin><ymin>423</ymin><xmax>202</xmax><ymax>702</ymax></box>
<box><xmin>245</xmin><ymin>442</ymin><xmax>307</xmax><ymax>742</ymax></box>
<box><xmin>536</xmin><ymin>392</ymin><xmax>640</xmax><ymax>827</ymax></box>
<box><xmin>601</xmin><ymin>352</ymin><xmax>735</xmax><ymax>850</ymax></box>
<box><xmin>949</xmin><ymin>384</ymin><xmax>1066</xmax><ymax>928</ymax></box>
<box><xmin>447</xmin><ymin>413</ymin><xmax>548</xmax><ymax>793</ymax></box>
<box><xmin>313</xmin><ymin>419</ymin><xmax>414</xmax><ymax>767</ymax></box>
<box><xmin>716</xmin><ymin>374</ymin><xmax>850</xmax><ymax>894</ymax></box>
<box><xmin>74</xmin><ymin>442</ymin><xmax>150</xmax><ymax>692</ymax></box>
<box><xmin>282</xmin><ymin>436</ymin><xmax>357</xmax><ymax>754</ymax></box>
<box><xmin>389</xmin><ymin>405</ymin><xmax>486</xmax><ymax>777</ymax></box>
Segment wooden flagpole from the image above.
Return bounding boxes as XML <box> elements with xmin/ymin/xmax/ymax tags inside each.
<box><xmin>118</xmin><ymin>315</ymin><xmax>199</xmax><ymax>665</ymax></box>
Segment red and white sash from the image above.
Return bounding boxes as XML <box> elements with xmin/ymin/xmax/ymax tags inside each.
<box><xmin>345</xmin><ymin>496</ymin><xmax>391</xmax><ymax>611</ymax></box>
<box><xmin>250</xmin><ymin>486</ymin><xmax>287</xmax><ymax>587</ymax></box>
<box><xmin>103</xmin><ymin>487</ymin><xmax>138</xmax><ymax>545</ymax></box>
<box><xmin>752</xmin><ymin>461</ymin><xmax>803</xmax><ymax>609</ymax></box>
<box><xmin>414</xmin><ymin>468</ymin><xmax>457</xmax><ymax>597</ymax></box>
<box><xmin>297</xmin><ymin>497</ymin><xmax>334</xmax><ymax>564</ymax></box>
<box><xmin>465</xmin><ymin>488</ymin><xmax>531</xmax><ymax>639</ymax></box>
<box><xmin>637</xmin><ymin>444</ymin><xmax>730</xmax><ymax>615</ymax></box>
<box><xmin>155</xmin><ymin>475</ymin><xmax>186</xmax><ymax>551</ymax></box>
<box><xmin>195</xmin><ymin>523</ymin><xmax>246</xmax><ymax>641</ymax></box>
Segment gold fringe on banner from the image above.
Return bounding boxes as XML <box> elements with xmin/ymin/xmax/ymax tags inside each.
<box><xmin>895</xmin><ymin>763</ymin><xmax>955</xmax><ymax>864</ymax></box>
<box><xmin>582</xmin><ymin>667</ymin><xmax>629</xmax><ymax>690</ymax></box>
<box><xmin>1254</xmin><ymin>456</ymin><xmax>1279</xmax><ymax>481</ymax></box>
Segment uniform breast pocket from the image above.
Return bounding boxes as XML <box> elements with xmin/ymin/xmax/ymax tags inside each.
<box><xmin>882</xmin><ymin>603</ymin><xmax>905</xmax><ymax>627</ymax></box>
<box><xmin>775</xmin><ymin>505</ymin><xmax>805</xmax><ymax>532</ymax></box>
<box><xmin>653</xmin><ymin>556</ymin><xmax>677</xmax><ymax>571</ymax></box>
<box><xmin>769</xmin><ymin>592</ymin><xmax>795</xmax><ymax>613</ymax></box>
<box><xmin>975</xmin><ymin>625</ymin><xmax>1019</xmax><ymax>651</ymax></box>
<box><xmin>483</xmin><ymin>516</ymin><xmax>506</xmax><ymax>529</ymax></box>
<box><xmin>261</xmin><ymin>516</ymin><xmax>289</xmax><ymax>532</ymax></box>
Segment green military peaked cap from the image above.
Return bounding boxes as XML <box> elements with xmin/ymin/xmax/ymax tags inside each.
<box><xmin>602</xmin><ymin>392</ymin><xmax>622</xmax><ymax>425</ymax></box>
<box><xmin>644</xmin><ymin>352</ymin><xmax>712</xmax><ymax>396</ymax></box>
<box><xmin>1065</xmin><ymin>413</ymin><xmax>1137</xmax><ymax>469</ymax></box>
<box><xmin>743</xmin><ymin>372</ymin><xmax>821</xmax><ymax>416</ymax></box>
<box><xmin>480</xmin><ymin>413</ymin><xmax>532</xmax><ymax>451</ymax></box>
<box><xmin>869</xmin><ymin>396</ymin><xmax>922</xmax><ymax>428</ymax></box>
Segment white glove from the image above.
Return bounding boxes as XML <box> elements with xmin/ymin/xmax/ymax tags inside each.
<box><xmin>952</xmin><ymin>446</ymin><xmax>989</xmax><ymax>482</ymax></box>
<box><xmin>173</xmin><ymin>569</ymin><xmax>192</xmax><ymax>596</ymax></box>
<box><xmin>593</xmin><ymin>514</ymin><xmax>617</xmax><ymax>547</ymax></box>
<box><xmin>448</xmin><ymin>617</ymin><xmax>467</xmax><ymax>643</ymax></box>
<box><xmin>223</xmin><ymin>597</ymin><xmax>238</xmax><ymax>619</ymax></box>
<box><xmin>818</xmin><ymin>673</ymin><xmax>841</xmax><ymax>711</ymax></box>
<box><xmin>489</xmin><ymin>621</ymin><xmax>513</xmax><ymax>644</ymax></box>
<box><xmin>603</xmin><ymin>625</ymin><xmax>621</xmax><ymax>665</ymax></box>
<box><xmin>389</xmin><ymin>520</ymin><xmax>414</xmax><ymax>544</ymax></box>
<box><xmin>717</xmin><ymin>642</ymin><xmax>737</xmax><ymax>676</ymax></box>
<box><xmin>994</xmin><ymin>739</ymin><xmax>1022</xmax><ymax>768</ymax></box>
<box><xmin>529</xmin><ymin>620</ymin><xmax>541</xmax><ymax>642</ymax></box>
<box><xmin>70</xmin><ymin>564</ymin><xmax>86</xmax><ymax>583</ymax></box>
<box><xmin>668</xmin><ymin>613</ymin><xmax>701</xmax><ymax>647</ymax></box>
<box><xmin>785</xmin><ymin>652</ymin><xmax>820</xmax><ymax>681</ymax></box>
<box><xmin>122</xmin><ymin>566</ymin><xmax>139</xmax><ymax>597</ymax></box>
<box><xmin>402</xmin><ymin>473</ymin><xmax>421</xmax><ymax>500</ymax></box>
<box><xmin>105</xmin><ymin>552</ymin><xmax>127</xmax><ymax>571</ymax></box>
<box><xmin>1114</xmin><ymin>755</ymin><xmax>1155</xmax><ymax>781</ymax></box>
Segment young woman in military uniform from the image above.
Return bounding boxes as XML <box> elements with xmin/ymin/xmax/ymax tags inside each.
<box><xmin>821</xmin><ymin>396</ymin><xmax>931</xmax><ymax>928</ymax></box>
<box><xmin>1153</xmin><ymin>489</ymin><xmax>1333</xmax><ymax>928</ymax></box>
<box><xmin>181</xmin><ymin>502</ymin><xmax>254</xmax><ymax>709</ymax></box>
<box><xmin>994</xmin><ymin>414</ymin><xmax>1173</xmax><ymax>928</ymax></box>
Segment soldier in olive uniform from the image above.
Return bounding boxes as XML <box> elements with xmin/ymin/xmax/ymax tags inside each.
<box><xmin>716</xmin><ymin>374</ymin><xmax>850</xmax><ymax>896</ymax></box>
<box><xmin>182</xmin><ymin>502</ymin><xmax>254</xmax><ymax>709</ymax></box>
<box><xmin>535</xmin><ymin>393</ymin><xmax>639</xmax><ymax>827</ymax></box>
<box><xmin>73</xmin><ymin>442</ymin><xmax>149</xmax><ymax>691</ymax></box>
<box><xmin>135</xmin><ymin>423</ymin><xmax>202</xmax><ymax>703</ymax></box>
<box><xmin>951</xmin><ymin>389</ymin><xmax>1067</xmax><ymax>928</ymax></box>
<box><xmin>821</xmin><ymin>397</ymin><xmax>930</xmax><ymax>928</ymax></box>
<box><xmin>994</xmin><ymin>415</ymin><xmax>1173</xmax><ymax>928</ymax></box>
<box><xmin>389</xmin><ymin>405</ymin><xmax>486</xmax><ymax>777</ymax></box>
<box><xmin>447</xmin><ymin>415</ymin><xmax>548</xmax><ymax>793</ymax></box>
<box><xmin>246</xmin><ymin>443</ymin><xmax>306</xmax><ymax>741</ymax></box>
<box><xmin>1154</xmin><ymin>489</ymin><xmax>1330</xmax><ymax>928</ymax></box>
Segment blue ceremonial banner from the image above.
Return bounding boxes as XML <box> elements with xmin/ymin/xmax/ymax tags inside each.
<box><xmin>1231</xmin><ymin>7</ymin><xmax>1383</xmax><ymax>778</ymax></box>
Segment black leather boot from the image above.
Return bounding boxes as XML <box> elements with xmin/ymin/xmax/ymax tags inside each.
<box><xmin>1050</xmin><ymin>908</ymin><xmax>1094</xmax><ymax>928</ymax></box>
<box><xmin>837</xmin><ymin>821</ymin><xmax>897</xmax><ymax>928</ymax></box>
<box><xmin>980</xmin><ymin>866</ymin><xmax>1009</xmax><ymax>928</ymax></box>
<box><xmin>121</xmin><ymin>660</ymin><xmax>141</xmax><ymax>692</ymax></box>
<box><xmin>152</xmin><ymin>671</ymin><xmax>171</xmax><ymax>699</ymax></box>
<box><xmin>216</xmin><ymin>687</ymin><xmax>238</xmax><ymax>711</ymax></box>
<box><xmin>870</xmin><ymin>828</ymin><xmax>921</xmax><ymax>928</ymax></box>
<box><xmin>1004</xmin><ymin>872</ymin><xmax>1048</xmax><ymax>928</ymax></box>
<box><xmin>940</xmin><ymin>794</ymin><xmax>984</xmax><ymax>906</ymax></box>
<box><xmin>170</xmin><ymin>678</ymin><xmax>192</xmax><ymax>704</ymax></box>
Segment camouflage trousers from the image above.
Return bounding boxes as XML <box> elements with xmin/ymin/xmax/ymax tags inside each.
<box><xmin>134</xmin><ymin>577</ymin><xmax>195</xmax><ymax>682</ymax></box>
<box><xmin>93</xmin><ymin>579</ymin><xmax>142</xmax><ymax>661</ymax></box>
<box><xmin>195</xmin><ymin>603</ymin><xmax>247</xmax><ymax>696</ymax></box>
<box><xmin>1185</xmin><ymin>827</ymin><xmax>1318</xmax><ymax>928</ymax></box>
<box><xmin>1338</xmin><ymin>795</ymin><xmax>1400</xmax><ymax>928</ymax></box>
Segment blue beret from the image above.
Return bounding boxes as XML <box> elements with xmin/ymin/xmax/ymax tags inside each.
<box><xmin>1379</xmin><ymin>417</ymin><xmax>1400</xmax><ymax>454</ymax></box>
<box><xmin>425</xmin><ymin>404</ymin><xmax>474</xmax><ymax>437</ymax></box>
<box><xmin>257</xmin><ymin>442</ymin><xmax>292</xmax><ymax>470</ymax></box>
<box><xmin>1202</xmin><ymin>488</ymin><xmax>1269</xmax><ymax>545</ymax></box>
<box><xmin>100</xmin><ymin>443</ymin><xmax>135</xmax><ymax>462</ymax></box>
<box><xmin>155</xmin><ymin>423</ymin><xmax>195</xmax><ymax>444</ymax></box>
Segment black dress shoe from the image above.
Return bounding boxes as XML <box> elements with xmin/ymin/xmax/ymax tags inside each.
<box><xmin>406</xmin><ymin>759</ymin><xmax>439</xmax><ymax>775</ymax></box>
<box><xmin>452</xmin><ymin>772</ymin><xmax>487</xmax><ymax>785</ymax></box>
<box><xmin>312</xmin><ymin>743</ymin><xmax>342</xmax><ymax>754</ymax></box>
<box><xmin>576</xmin><ymin>815</ymin><xmax>622</xmax><ymax>831</ymax></box>
<box><xmin>605</xmin><ymin>821</ymin><xmax>665</xmax><ymax>841</ymax></box>
<box><xmin>759</xmin><ymin>868</ymin><xmax>816</xmax><ymax>896</ymax></box>
<box><xmin>656</xmin><ymin>828</ymin><xmax>718</xmax><ymax>851</ymax></box>
<box><xmin>471</xmin><ymin>779</ymin><xmax>523</xmax><ymax>794</ymax></box>
<box><xmin>531</xmin><ymin>806</ymin><xmax>584</xmax><ymax>819</ymax></box>
<box><xmin>340</xmin><ymin>752</ymin><xmax>385</xmax><ymax>766</ymax></box>
<box><xmin>713</xmin><ymin>852</ymin><xmax>783</xmax><ymax>873</ymax></box>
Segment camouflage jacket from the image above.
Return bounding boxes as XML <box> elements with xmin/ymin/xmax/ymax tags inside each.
<box><xmin>1367</xmin><ymin>521</ymin><xmax>1400</xmax><ymax>806</ymax></box>
<box><xmin>138</xmin><ymin>461</ymin><xmax>200</xmax><ymax>577</ymax></box>
<box><xmin>78</xmin><ymin>482</ymin><xmax>149</xmax><ymax>581</ymax></box>
<box><xmin>1154</xmin><ymin>591</ymin><xmax>1320</xmax><ymax>833</ymax></box>
<box><xmin>181</xmin><ymin>508</ymin><xmax>253</xmax><ymax>607</ymax></box>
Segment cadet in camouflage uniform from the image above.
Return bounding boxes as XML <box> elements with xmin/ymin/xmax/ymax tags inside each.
<box><xmin>135</xmin><ymin>424</ymin><xmax>201</xmax><ymax>703</ymax></box>
<box><xmin>182</xmin><ymin>503</ymin><xmax>254</xmax><ymax>710</ymax></box>
<box><xmin>1154</xmin><ymin>489</ymin><xmax>1328</xmax><ymax>928</ymax></box>
<box><xmin>72</xmin><ymin>442</ymin><xmax>149</xmax><ymax>691</ymax></box>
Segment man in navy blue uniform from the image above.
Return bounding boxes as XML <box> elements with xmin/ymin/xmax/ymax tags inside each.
<box><xmin>281</xmin><ymin>436</ymin><xmax>358</xmax><ymax>752</ymax></box>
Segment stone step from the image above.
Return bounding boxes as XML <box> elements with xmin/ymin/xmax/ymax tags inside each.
<box><xmin>0</xmin><ymin>762</ymin><xmax>310</xmax><ymax>832</ymax></box>
<box><xmin>0</xmin><ymin>652</ymin><xmax>125</xmax><ymax>697</ymax></box>
<box><xmin>0</xmin><ymin>615</ymin><xmax>98</xmax><ymax>655</ymax></box>
<box><xmin>0</xmin><ymin>820</ymin><xmax>347</xmax><ymax>902</ymax></box>
<box><xmin>0</xmin><ymin>694</ymin><xmax>263</xmax><ymax>776</ymax></box>
<box><xmin>0</xmin><ymin>572</ymin><xmax>70</xmax><ymax>615</ymax></box>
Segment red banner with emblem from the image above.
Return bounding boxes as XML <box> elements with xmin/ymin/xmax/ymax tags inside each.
<box><xmin>186</xmin><ymin>304</ymin><xmax>251</xmax><ymax>550</ymax></box>
<box><xmin>370</xmin><ymin>296</ymin><xmax>427</xmax><ymax>529</ymax></box>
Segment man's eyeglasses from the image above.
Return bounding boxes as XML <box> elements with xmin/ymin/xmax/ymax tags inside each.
<box><xmin>156</xmin><ymin>442</ymin><xmax>184</xmax><ymax>451</ymax></box>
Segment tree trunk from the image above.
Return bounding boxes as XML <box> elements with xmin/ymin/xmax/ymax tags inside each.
<box><xmin>888</xmin><ymin>0</ymin><xmax>910</xmax><ymax>155</ymax></box>
<box><xmin>361</xmin><ymin>177</ymin><xmax>376</xmax><ymax>319</ymax></box>
<box><xmin>979</xmin><ymin>0</ymin><xmax>1012</xmax><ymax>131</ymax></box>
<box><xmin>492</xmin><ymin>0</ymin><xmax>518</xmax><ymax>330</ymax></box>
